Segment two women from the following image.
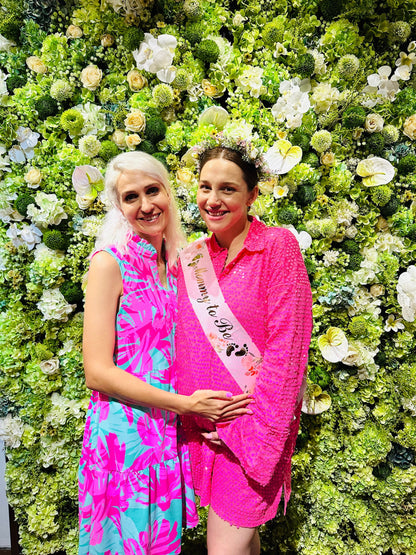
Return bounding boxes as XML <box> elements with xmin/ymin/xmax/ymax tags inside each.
<box><xmin>78</xmin><ymin>151</ymin><xmax>250</xmax><ymax>554</ymax></box>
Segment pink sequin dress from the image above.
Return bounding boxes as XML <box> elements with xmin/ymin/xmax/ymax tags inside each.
<box><xmin>175</xmin><ymin>218</ymin><xmax>313</xmax><ymax>527</ymax></box>
<box><xmin>79</xmin><ymin>236</ymin><xmax>198</xmax><ymax>555</ymax></box>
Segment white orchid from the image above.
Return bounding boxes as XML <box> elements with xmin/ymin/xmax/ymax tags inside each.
<box><xmin>397</xmin><ymin>265</ymin><xmax>416</xmax><ymax>322</ymax></box>
<box><xmin>284</xmin><ymin>225</ymin><xmax>312</xmax><ymax>251</ymax></box>
<box><xmin>271</xmin><ymin>78</ymin><xmax>311</xmax><ymax>129</ymax></box>
<box><xmin>8</xmin><ymin>126</ymin><xmax>40</xmax><ymax>163</ymax></box>
<box><xmin>133</xmin><ymin>33</ymin><xmax>177</xmax><ymax>83</ymax></box>
<box><xmin>0</xmin><ymin>33</ymin><xmax>15</xmax><ymax>51</ymax></box>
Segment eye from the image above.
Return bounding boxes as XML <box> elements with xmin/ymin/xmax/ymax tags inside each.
<box><xmin>223</xmin><ymin>186</ymin><xmax>236</xmax><ymax>193</ymax></box>
<box><xmin>147</xmin><ymin>186</ymin><xmax>160</xmax><ymax>195</ymax></box>
<box><xmin>198</xmin><ymin>182</ymin><xmax>211</xmax><ymax>190</ymax></box>
<box><xmin>124</xmin><ymin>193</ymin><xmax>138</xmax><ymax>202</ymax></box>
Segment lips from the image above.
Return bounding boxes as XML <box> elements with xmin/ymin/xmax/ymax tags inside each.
<box><xmin>205</xmin><ymin>210</ymin><xmax>229</xmax><ymax>218</ymax></box>
<box><xmin>139</xmin><ymin>212</ymin><xmax>161</xmax><ymax>222</ymax></box>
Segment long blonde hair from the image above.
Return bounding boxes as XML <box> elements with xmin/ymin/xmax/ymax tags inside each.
<box><xmin>94</xmin><ymin>151</ymin><xmax>185</xmax><ymax>267</ymax></box>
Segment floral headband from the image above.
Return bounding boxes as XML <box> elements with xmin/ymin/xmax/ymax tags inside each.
<box><xmin>189</xmin><ymin>131</ymin><xmax>271</xmax><ymax>178</ymax></box>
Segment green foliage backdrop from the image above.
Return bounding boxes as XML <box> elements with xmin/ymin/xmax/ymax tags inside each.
<box><xmin>1</xmin><ymin>0</ymin><xmax>416</xmax><ymax>553</ymax></box>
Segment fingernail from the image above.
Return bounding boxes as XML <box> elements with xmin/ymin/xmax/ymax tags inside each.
<box><xmin>226</xmin><ymin>392</ymin><xmax>233</xmax><ymax>398</ymax></box>
<box><xmin>247</xmin><ymin>409</ymin><xmax>254</xmax><ymax>415</ymax></box>
<box><xmin>205</xmin><ymin>433</ymin><xmax>212</xmax><ymax>439</ymax></box>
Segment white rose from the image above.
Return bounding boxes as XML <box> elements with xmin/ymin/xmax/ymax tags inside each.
<box><xmin>403</xmin><ymin>114</ymin><xmax>416</xmax><ymax>140</ymax></box>
<box><xmin>80</xmin><ymin>65</ymin><xmax>103</xmax><ymax>91</ymax></box>
<box><xmin>26</xmin><ymin>56</ymin><xmax>47</xmax><ymax>74</ymax></box>
<box><xmin>24</xmin><ymin>167</ymin><xmax>42</xmax><ymax>188</ymax></box>
<box><xmin>66</xmin><ymin>25</ymin><xmax>83</xmax><ymax>39</ymax></box>
<box><xmin>124</xmin><ymin>109</ymin><xmax>146</xmax><ymax>133</ymax></box>
<box><xmin>40</xmin><ymin>357</ymin><xmax>60</xmax><ymax>375</ymax></box>
<box><xmin>111</xmin><ymin>129</ymin><xmax>127</xmax><ymax>149</ymax></box>
<box><xmin>365</xmin><ymin>113</ymin><xmax>384</xmax><ymax>133</ymax></box>
<box><xmin>126</xmin><ymin>69</ymin><xmax>147</xmax><ymax>91</ymax></box>
<box><xmin>397</xmin><ymin>265</ymin><xmax>416</xmax><ymax>322</ymax></box>
<box><xmin>125</xmin><ymin>134</ymin><xmax>142</xmax><ymax>150</ymax></box>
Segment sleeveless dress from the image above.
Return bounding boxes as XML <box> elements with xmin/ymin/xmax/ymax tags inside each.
<box><xmin>78</xmin><ymin>236</ymin><xmax>198</xmax><ymax>555</ymax></box>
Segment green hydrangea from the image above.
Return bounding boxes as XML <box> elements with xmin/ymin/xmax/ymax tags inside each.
<box><xmin>370</xmin><ymin>185</ymin><xmax>392</xmax><ymax>207</ymax></box>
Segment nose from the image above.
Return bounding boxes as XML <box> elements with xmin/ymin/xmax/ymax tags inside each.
<box><xmin>206</xmin><ymin>189</ymin><xmax>221</xmax><ymax>206</ymax></box>
<box><xmin>140</xmin><ymin>195</ymin><xmax>152</xmax><ymax>213</ymax></box>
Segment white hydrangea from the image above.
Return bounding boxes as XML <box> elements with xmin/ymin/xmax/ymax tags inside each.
<box><xmin>236</xmin><ymin>66</ymin><xmax>266</xmax><ymax>98</ymax></box>
<box><xmin>37</xmin><ymin>288</ymin><xmax>75</xmax><ymax>321</ymax></box>
<box><xmin>6</xmin><ymin>223</ymin><xmax>42</xmax><ymax>250</ymax></box>
<box><xmin>0</xmin><ymin>414</ymin><xmax>24</xmax><ymax>448</ymax></box>
<box><xmin>310</xmin><ymin>82</ymin><xmax>340</xmax><ymax>113</ymax></box>
<box><xmin>271</xmin><ymin>77</ymin><xmax>311</xmax><ymax>129</ymax></box>
<box><xmin>342</xmin><ymin>339</ymin><xmax>379</xmax><ymax>380</ymax></box>
<box><xmin>45</xmin><ymin>393</ymin><xmax>85</xmax><ymax>426</ymax></box>
<box><xmin>0</xmin><ymin>69</ymin><xmax>9</xmax><ymax>101</ymax></box>
<box><xmin>73</xmin><ymin>102</ymin><xmax>108</xmax><ymax>137</ymax></box>
<box><xmin>397</xmin><ymin>265</ymin><xmax>416</xmax><ymax>322</ymax></box>
<box><xmin>348</xmin><ymin>286</ymin><xmax>382</xmax><ymax>318</ymax></box>
<box><xmin>26</xmin><ymin>192</ymin><xmax>68</xmax><ymax>228</ymax></box>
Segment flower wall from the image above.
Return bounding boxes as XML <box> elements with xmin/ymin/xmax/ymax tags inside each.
<box><xmin>1</xmin><ymin>0</ymin><xmax>416</xmax><ymax>553</ymax></box>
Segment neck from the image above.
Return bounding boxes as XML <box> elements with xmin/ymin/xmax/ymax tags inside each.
<box><xmin>141</xmin><ymin>234</ymin><xmax>165</xmax><ymax>263</ymax></box>
<box><xmin>215</xmin><ymin>218</ymin><xmax>251</xmax><ymax>258</ymax></box>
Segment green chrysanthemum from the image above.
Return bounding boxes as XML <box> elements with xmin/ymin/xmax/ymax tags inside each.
<box><xmin>78</xmin><ymin>135</ymin><xmax>101</xmax><ymax>158</ymax></box>
<box><xmin>50</xmin><ymin>79</ymin><xmax>73</xmax><ymax>102</ymax></box>
<box><xmin>60</xmin><ymin>109</ymin><xmax>84</xmax><ymax>135</ymax></box>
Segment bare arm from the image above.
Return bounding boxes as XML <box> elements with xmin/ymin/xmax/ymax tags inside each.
<box><xmin>83</xmin><ymin>251</ymin><xmax>249</xmax><ymax>421</ymax></box>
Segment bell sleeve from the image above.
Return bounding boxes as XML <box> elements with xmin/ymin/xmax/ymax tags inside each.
<box><xmin>216</xmin><ymin>229</ymin><xmax>313</xmax><ymax>487</ymax></box>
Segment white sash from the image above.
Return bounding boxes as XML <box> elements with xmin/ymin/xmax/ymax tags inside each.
<box><xmin>180</xmin><ymin>240</ymin><xmax>262</xmax><ymax>394</ymax></box>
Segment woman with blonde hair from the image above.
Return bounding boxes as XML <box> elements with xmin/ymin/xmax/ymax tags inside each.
<box><xmin>78</xmin><ymin>151</ymin><xmax>250</xmax><ymax>554</ymax></box>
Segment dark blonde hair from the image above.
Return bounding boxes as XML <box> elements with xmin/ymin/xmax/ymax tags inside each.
<box><xmin>199</xmin><ymin>147</ymin><xmax>259</xmax><ymax>191</ymax></box>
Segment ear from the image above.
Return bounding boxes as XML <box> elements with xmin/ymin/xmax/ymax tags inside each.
<box><xmin>247</xmin><ymin>186</ymin><xmax>259</xmax><ymax>206</ymax></box>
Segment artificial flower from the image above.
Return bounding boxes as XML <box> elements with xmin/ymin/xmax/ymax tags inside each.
<box><xmin>66</xmin><ymin>25</ymin><xmax>83</xmax><ymax>39</ymax></box>
<box><xmin>126</xmin><ymin>69</ymin><xmax>147</xmax><ymax>91</ymax></box>
<box><xmin>264</xmin><ymin>140</ymin><xmax>302</xmax><ymax>175</ymax></box>
<box><xmin>236</xmin><ymin>66</ymin><xmax>266</xmax><ymax>98</ymax></box>
<box><xmin>80</xmin><ymin>65</ymin><xmax>103</xmax><ymax>91</ymax></box>
<box><xmin>37</xmin><ymin>288</ymin><xmax>75</xmax><ymax>321</ymax></box>
<box><xmin>365</xmin><ymin>114</ymin><xmax>384</xmax><ymax>133</ymax></box>
<box><xmin>356</xmin><ymin>157</ymin><xmax>395</xmax><ymax>186</ymax></box>
<box><xmin>302</xmin><ymin>384</ymin><xmax>332</xmax><ymax>414</ymax></box>
<box><xmin>124</xmin><ymin>109</ymin><xmax>146</xmax><ymax>132</ymax></box>
<box><xmin>397</xmin><ymin>265</ymin><xmax>416</xmax><ymax>322</ymax></box>
<box><xmin>271</xmin><ymin>77</ymin><xmax>311</xmax><ymax>129</ymax></box>
<box><xmin>133</xmin><ymin>33</ymin><xmax>177</xmax><ymax>83</ymax></box>
<box><xmin>198</xmin><ymin>106</ymin><xmax>229</xmax><ymax>129</ymax></box>
<box><xmin>403</xmin><ymin>114</ymin><xmax>416</xmax><ymax>140</ymax></box>
<box><xmin>318</xmin><ymin>327</ymin><xmax>349</xmax><ymax>362</ymax></box>
<box><xmin>24</xmin><ymin>167</ymin><xmax>42</xmax><ymax>188</ymax></box>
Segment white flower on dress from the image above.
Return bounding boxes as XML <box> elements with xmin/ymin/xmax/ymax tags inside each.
<box><xmin>397</xmin><ymin>265</ymin><xmax>416</xmax><ymax>322</ymax></box>
<box><xmin>284</xmin><ymin>225</ymin><xmax>312</xmax><ymax>251</ymax></box>
<box><xmin>37</xmin><ymin>288</ymin><xmax>75</xmax><ymax>321</ymax></box>
<box><xmin>133</xmin><ymin>33</ymin><xmax>177</xmax><ymax>84</ymax></box>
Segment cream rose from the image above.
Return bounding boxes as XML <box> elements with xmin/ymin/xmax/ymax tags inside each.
<box><xmin>403</xmin><ymin>114</ymin><xmax>416</xmax><ymax>140</ymax></box>
<box><xmin>66</xmin><ymin>25</ymin><xmax>83</xmax><ymax>39</ymax></box>
<box><xmin>365</xmin><ymin>113</ymin><xmax>384</xmax><ymax>133</ymax></box>
<box><xmin>40</xmin><ymin>357</ymin><xmax>60</xmax><ymax>375</ymax></box>
<box><xmin>370</xmin><ymin>284</ymin><xmax>385</xmax><ymax>297</ymax></box>
<box><xmin>80</xmin><ymin>65</ymin><xmax>103</xmax><ymax>91</ymax></box>
<box><xmin>321</xmin><ymin>151</ymin><xmax>336</xmax><ymax>166</ymax></box>
<box><xmin>24</xmin><ymin>167</ymin><xmax>42</xmax><ymax>188</ymax></box>
<box><xmin>26</xmin><ymin>56</ymin><xmax>47</xmax><ymax>74</ymax></box>
<box><xmin>202</xmin><ymin>79</ymin><xmax>222</xmax><ymax>98</ymax></box>
<box><xmin>101</xmin><ymin>34</ymin><xmax>115</xmax><ymax>47</ymax></box>
<box><xmin>127</xmin><ymin>69</ymin><xmax>148</xmax><ymax>92</ymax></box>
<box><xmin>111</xmin><ymin>129</ymin><xmax>127</xmax><ymax>149</ymax></box>
<box><xmin>176</xmin><ymin>167</ymin><xmax>194</xmax><ymax>184</ymax></box>
<box><xmin>126</xmin><ymin>134</ymin><xmax>142</xmax><ymax>150</ymax></box>
<box><xmin>124</xmin><ymin>110</ymin><xmax>146</xmax><ymax>133</ymax></box>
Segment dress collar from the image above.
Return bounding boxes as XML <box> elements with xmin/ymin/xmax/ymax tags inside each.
<box><xmin>207</xmin><ymin>217</ymin><xmax>267</xmax><ymax>255</ymax></box>
<box><xmin>129</xmin><ymin>234</ymin><xmax>158</xmax><ymax>259</ymax></box>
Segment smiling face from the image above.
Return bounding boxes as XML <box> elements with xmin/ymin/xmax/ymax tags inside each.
<box><xmin>197</xmin><ymin>158</ymin><xmax>258</xmax><ymax>246</ymax></box>
<box><xmin>116</xmin><ymin>170</ymin><xmax>170</xmax><ymax>246</ymax></box>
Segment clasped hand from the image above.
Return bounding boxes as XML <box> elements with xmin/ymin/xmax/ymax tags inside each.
<box><xmin>189</xmin><ymin>390</ymin><xmax>253</xmax><ymax>422</ymax></box>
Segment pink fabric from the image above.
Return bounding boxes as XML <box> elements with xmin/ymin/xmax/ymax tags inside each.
<box><xmin>175</xmin><ymin>218</ymin><xmax>313</xmax><ymax>527</ymax></box>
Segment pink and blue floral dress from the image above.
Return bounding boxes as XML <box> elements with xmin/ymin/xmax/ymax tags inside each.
<box><xmin>78</xmin><ymin>236</ymin><xmax>198</xmax><ymax>555</ymax></box>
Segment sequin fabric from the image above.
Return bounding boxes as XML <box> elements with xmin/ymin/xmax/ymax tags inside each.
<box><xmin>78</xmin><ymin>235</ymin><xmax>198</xmax><ymax>554</ymax></box>
<box><xmin>175</xmin><ymin>218</ymin><xmax>313</xmax><ymax>527</ymax></box>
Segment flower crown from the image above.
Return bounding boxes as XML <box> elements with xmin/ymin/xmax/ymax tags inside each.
<box><xmin>189</xmin><ymin>132</ymin><xmax>271</xmax><ymax>178</ymax></box>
